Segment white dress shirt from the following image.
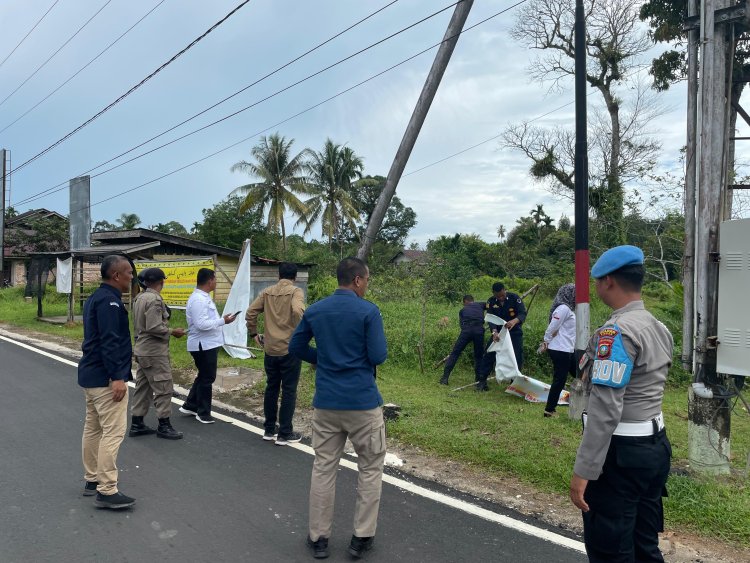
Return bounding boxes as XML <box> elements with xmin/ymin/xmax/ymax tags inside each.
<box><xmin>186</xmin><ymin>289</ymin><xmax>225</xmax><ymax>352</ymax></box>
<box><xmin>544</xmin><ymin>304</ymin><xmax>576</xmax><ymax>353</ymax></box>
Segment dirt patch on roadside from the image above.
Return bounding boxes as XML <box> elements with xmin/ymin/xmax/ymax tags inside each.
<box><xmin>2</xmin><ymin>323</ymin><xmax>746</xmax><ymax>562</ymax></box>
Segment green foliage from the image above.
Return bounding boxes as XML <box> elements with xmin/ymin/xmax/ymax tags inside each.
<box><xmin>191</xmin><ymin>195</ymin><xmax>274</xmax><ymax>254</ymax></box>
<box><xmin>150</xmin><ymin>221</ymin><xmax>189</xmax><ymax>236</ymax></box>
<box><xmin>346</xmin><ymin>175</ymin><xmax>417</xmax><ymax>246</ymax></box>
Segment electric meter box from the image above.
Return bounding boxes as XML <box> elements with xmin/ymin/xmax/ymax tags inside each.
<box><xmin>717</xmin><ymin>218</ymin><xmax>750</xmax><ymax>376</ymax></box>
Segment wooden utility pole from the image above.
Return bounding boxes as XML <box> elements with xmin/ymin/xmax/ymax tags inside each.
<box><xmin>688</xmin><ymin>0</ymin><xmax>733</xmax><ymax>475</ymax></box>
<box><xmin>357</xmin><ymin>0</ymin><xmax>473</xmax><ymax>260</ymax></box>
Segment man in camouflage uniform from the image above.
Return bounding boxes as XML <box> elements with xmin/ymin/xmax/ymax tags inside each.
<box><xmin>570</xmin><ymin>245</ymin><xmax>673</xmax><ymax>563</ymax></box>
<box><xmin>129</xmin><ymin>268</ymin><xmax>186</xmax><ymax>440</ymax></box>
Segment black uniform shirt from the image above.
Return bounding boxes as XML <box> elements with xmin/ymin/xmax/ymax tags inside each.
<box><xmin>485</xmin><ymin>292</ymin><xmax>526</xmax><ymax>333</ymax></box>
<box><xmin>459</xmin><ymin>302</ymin><xmax>486</xmax><ymax>333</ymax></box>
<box><xmin>78</xmin><ymin>283</ymin><xmax>133</xmax><ymax>388</ymax></box>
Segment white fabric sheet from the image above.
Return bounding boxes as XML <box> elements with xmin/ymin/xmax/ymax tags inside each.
<box><xmin>55</xmin><ymin>257</ymin><xmax>72</xmax><ymax>293</ymax></box>
<box><xmin>222</xmin><ymin>244</ymin><xmax>253</xmax><ymax>359</ymax></box>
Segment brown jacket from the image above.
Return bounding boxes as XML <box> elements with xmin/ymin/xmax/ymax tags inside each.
<box><xmin>245</xmin><ymin>279</ymin><xmax>305</xmax><ymax>356</ymax></box>
<box><xmin>133</xmin><ymin>288</ymin><xmax>171</xmax><ymax>357</ymax></box>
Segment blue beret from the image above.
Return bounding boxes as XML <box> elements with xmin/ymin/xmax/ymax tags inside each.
<box><xmin>591</xmin><ymin>245</ymin><xmax>644</xmax><ymax>278</ymax></box>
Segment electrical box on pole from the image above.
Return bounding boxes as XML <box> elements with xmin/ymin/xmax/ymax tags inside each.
<box><xmin>717</xmin><ymin>219</ymin><xmax>750</xmax><ymax>376</ymax></box>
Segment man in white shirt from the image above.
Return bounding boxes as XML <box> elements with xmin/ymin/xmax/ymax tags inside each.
<box><xmin>180</xmin><ymin>268</ymin><xmax>238</xmax><ymax>423</ymax></box>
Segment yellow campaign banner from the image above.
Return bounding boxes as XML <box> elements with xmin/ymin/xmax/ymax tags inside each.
<box><xmin>134</xmin><ymin>258</ymin><xmax>214</xmax><ymax>307</ymax></box>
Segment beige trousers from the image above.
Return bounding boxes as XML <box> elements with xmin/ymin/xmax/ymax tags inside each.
<box><xmin>82</xmin><ymin>383</ymin><xmax>128</xmax><ymax>495</ymax></box>
<box><xmin>131</xmin><ymin>355</ymin><xmax>174</xmax><ymax>419</ymax></box>
<box><xmin>309</xmin><ymin>407</ymin><xmax>386</xmax><ymax>541</ymax></box>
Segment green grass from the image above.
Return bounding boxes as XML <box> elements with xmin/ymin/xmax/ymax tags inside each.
<box><xmin>2</xmin><ymin>283</ymin><xmax>749</xmax><ymax>546</ymax></box>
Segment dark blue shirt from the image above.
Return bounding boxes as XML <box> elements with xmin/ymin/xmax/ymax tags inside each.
<box><xmin>485</xmin><ymin>292</ymin><xmax>526</xmax><ymax>333</ymax></box>
<box><xmin>289</xmin><ymin>289</ymin><xmax>387</xmax><ymax>410</ymax></box>
<box><xmin>459</xmin><ymin>301</ymin><xmax>486</xmax><ymax>333</ymax></box>
<box><xmin>78</xmin><ymin>284</ymin><xmax>133</xmax><ymax>388</ymax></box>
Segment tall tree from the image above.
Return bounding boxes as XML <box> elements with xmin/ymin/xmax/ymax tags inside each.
<box><xmin>151</xmin><ymin>221</ymin><xmax>189</xmax><ymax>236</ymax></box>
<box><xmin>504</xmin><ymin>0</ymin><xmax>661</xmax><ymax>246</ymax></box>
<box><xmin>348</xmin><ymin>175</ymin><xmax>417</xmax><ymax>246</ymax></box>
<box><xmin>230</xmin><ymin>133</ymin><xmax>308</xmax><ymax>255</ymax></box>
<box><xmin>116</xmin><ymin>213</ymin><xmax>141</xmax><ymax>230</ymax></box>
<box><xmin>191</xmin><ymin>195</ymin><xmax>274</xmax><ymax>255</ymax></box>
<box><xmin>299</xmin><ymin>139</ymin><xmax>364</xmax><ymax>250</ymax></box>
<box><xmin>92</xmin><ymin>219</ymin><xmax>116</xmax><ymax>232</ymax></box>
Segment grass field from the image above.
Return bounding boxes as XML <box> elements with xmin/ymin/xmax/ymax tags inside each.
<box><xmin>1</xmin><ymin>282</ymin><xmax>749</xmax><ymax>545</ymax></box>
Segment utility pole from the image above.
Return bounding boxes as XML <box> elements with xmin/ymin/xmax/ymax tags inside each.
<box><xmin>569</xmin><ymin>0</ymin><xmax>589</xmax><ymax>421</ymax></box>
<box><xmin>0</xmin><ymin>149</ymin><xmax>6</xmax><ymax>283</ymax></box>
<box><xmin>688</xmin><ymin>0</ymin><xmax>733</xmax><ymax>475</ymax></box>
<box><xmin>357</xmin><ymin>0</ymin><xmax>473</xmax><ymax>260</ymax></box>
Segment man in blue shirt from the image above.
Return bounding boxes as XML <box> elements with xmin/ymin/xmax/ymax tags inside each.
<box><xmin>78</xmin><ymin>255</ymin><xmax>136</xmax><ymax>510</ymax></box>
<box><xmin>290</xmin><ymin>257</ymin><xmax>387</xmax><ymax>560</ymax></box>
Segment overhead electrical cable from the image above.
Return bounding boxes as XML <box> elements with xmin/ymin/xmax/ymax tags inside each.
<box><xmin>8</xmin><ymin>0</ymin><xmax>252</xmax><ymax>176</ymax></box>
<box><xmin>0</xmin><ymin>0</ymin><xmax>168</xmax><ymax>135</ymax></box>
<box><xmin>55</xmin><ymin>0</ymin><xmax>531</xmax><ymax>216</ymax></box>
<box><xmin>0</xmin><ymin>0</ymin><xmax>60</xmax><ymax>70</ymax></box>
<box><xmin>0</xmin><ymin>0</ymin><xmax>113</xmax><ymax>109</ymax></box>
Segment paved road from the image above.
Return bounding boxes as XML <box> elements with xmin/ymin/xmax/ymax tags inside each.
<box><xmin>0</xmin><ymin>336</ymin><xmax>587</xmax><ymax>562</ymax></box>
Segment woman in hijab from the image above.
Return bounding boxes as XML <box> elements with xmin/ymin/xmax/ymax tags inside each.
<box><xmin>541</xmin><ymin>283</ymin><xmax>576</xmax><ymax>417</ymax></box>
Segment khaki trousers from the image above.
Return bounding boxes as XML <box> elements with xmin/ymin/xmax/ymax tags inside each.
<box><xmin>309</xmin><ymin>407</ymin><xmax>386</xmax><ymax>541</ymax></box>
<box><xmin>131</xmin><ymin>355</ymin><xmax>174</xmax><ymax>419</ymax></box>
<box><xmin>82</xmin><ymin>384</ymin><xmax>128</xmax><ymax>495</ymax></box>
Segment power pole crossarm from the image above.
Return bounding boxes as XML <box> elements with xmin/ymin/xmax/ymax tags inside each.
<box><xmin>357</xmin><ymin>0</ymin><xmax>474</xmax><ymax>260</ymax></box>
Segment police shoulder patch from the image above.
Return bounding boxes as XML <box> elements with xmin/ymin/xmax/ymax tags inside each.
<box><xmin>590</xmin><ymin>324</ymin><xmax>633</xmax><ymax>389</ymax></box>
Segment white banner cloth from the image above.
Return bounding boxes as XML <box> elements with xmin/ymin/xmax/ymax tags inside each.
<box><xmin>485</xmin><ymin>314</ymin><xmax>522</xmax><ymax>382</ymax></box>
<box><xmin>222</xmin><ymin>244</ymin><xmax>253</xmax><ymax>359</ymax></box>
<box><xmin>55</xmin><ymin>257</ymin><xmax>72</xmax><ymax>293</ymax></box>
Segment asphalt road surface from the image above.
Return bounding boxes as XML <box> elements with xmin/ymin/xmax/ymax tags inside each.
<box><xmin>0</xmin><ymin>335</ymin><xmax>587</xmax><ymax>563</ymax></box>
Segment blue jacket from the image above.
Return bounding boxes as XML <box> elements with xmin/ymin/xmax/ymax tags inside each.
<box><xmin>459</xmin><ymin>301</ymin><xmax>485</xmax><ymax>333</ymax></box>
<box><xmin>78</xmin><ymin>284</ymin><xmax>133</xmax><ymax>388</ymax></box>
<box><xmin>289</xmin><ymin>289</ymin><xmax>387</xmax><ymax>410</ymax></box>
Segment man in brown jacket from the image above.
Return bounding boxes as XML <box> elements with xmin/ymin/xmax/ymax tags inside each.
<box><xmin>129</xmin><ymin>268</ymin><xmax>186</xmax><ymax>440</ymax></box>
<box><xmin>246</xmin><ymin>262</ymin><xmax>305</xmax><ymax>445</ymax></box>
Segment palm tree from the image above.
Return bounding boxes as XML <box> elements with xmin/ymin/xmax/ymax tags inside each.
<box><xmin>116</xmin><ymin>213</ymin><xmax>141</xmax><ymax>230</ymax></box>
<box><xmin>298</xmin><ymin>139</ymin><xmax>364</xmax><ymax>250</ymax></box>
<box><xmin>230</xmin><ymin>133</ymin><xmax>308</xmax><ymax>254</ymax></box>
<box><xmin>497</xmin><ymin>225</ymin><xmax>506</xmax><ymax>241</ymax></box>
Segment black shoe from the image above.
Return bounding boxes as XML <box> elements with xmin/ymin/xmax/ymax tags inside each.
<box><xmin>275</xmin><ymin>432</ymin><xmax>302</xmax><ymax>446</ymax></box>
<box><xmin>128</xmin><ymin>416</ymin><xmax>156</xmax><ymax>437</ymax></box>
<box><xmin>439</xmin><ymin>376</ymin><xmax>449</xmax><ymax>385</ymax></box>
<box><xmin>157</xmin><ymin>417</ymin><xmax>183</xmax><ymax>440</ymax></box>
<box><xmin>348</xmin><ymin>536</ymin><xmax>374</xmax><ymax>558</ymax></box>
<box><xmin>475</xmin><ymin>381</ymin><xmax>489</xmax><ymax>392</ymax></box>
<box><xmin>195</xmin><ymin>414</ymin><xmax>215</xmax><ymax>424</ymax></box>
<box><xmin>94</xmin><ymin>491</ymin><xmax>136</xmax><ymax>509</ymax></box>
<box><xmin>306</xmin><ymin>536</ymin><xmax>329</xmax><ymax>559</ymax></box>
<box><xmin>263</xmin><ymin>429</ymin><xmax>278</xmax><ymax>441</ymax></box>
<box><xmin>179</xmin><ymin>405</ymin><xmax>197</xmax><ymax>416</ymax></box>
<box><xmin>82</xmin><ymin>481</ymin><xmax>98</xmax><ymax>496</ymax></box>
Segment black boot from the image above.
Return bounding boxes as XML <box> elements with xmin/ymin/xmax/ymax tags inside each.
<box><xmin>157</xmin><ymin>417</ymin><xmax>183</xmax><ymax>440</ymax></box>
<box><xmin>439</xmin><ymin>374</ymin><xmax>449</xmax><ymax>385</ymax></box>
<box><xmin>475</xmin><ymin>376</ymin><xmax>489</xmax><ymax>392</ymax></box>
<box><xmin>129</xmin><ymin>415</ymin><xmax>156</xmax><ymax>437</ymax></box>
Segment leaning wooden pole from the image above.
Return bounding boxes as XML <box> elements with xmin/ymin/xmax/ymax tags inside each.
<box><xmin>356</xmin><ymin>0</ymin><xmax>473</xmax><ymax>259</ymax></box>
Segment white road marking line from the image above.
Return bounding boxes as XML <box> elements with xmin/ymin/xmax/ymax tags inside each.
<box><xmin>0</xmin><ymin>334</ymin><xmax>586</xmax><ymax>554</ymax></box>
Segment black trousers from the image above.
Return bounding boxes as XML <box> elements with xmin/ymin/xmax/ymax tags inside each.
<box><xmin>264</xmin><ymin>353</ymin><xmax>302</xmax><ymax>436</ymax></box>
<box><xmin>442</xmin><ymin>330</ymin><xmax>484</xmax><ymax>380</ymax></box>
<box><xmin>544</xmin><ymin>349</ymin><xmax>576</xmax><ymax>413</ymax></box>
<box><xmin>583</xmin><ymin>430</ymin><xmax>671</xmax><ymax>563</ymax></box>
<box><xmin>479</xmin><ymin>329</ymin><xmax>524</xmax><ymax>380</ymax></box>
<box><xmin>186</xmin><ymin>345</ymin><xmax>219</xmax><ymax>417</ymax></box>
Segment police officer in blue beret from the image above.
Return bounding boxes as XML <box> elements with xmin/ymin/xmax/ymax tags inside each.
<box><xmin>570</xmin><ymin>245</ymin><xmax>674</xmax><ymax>562</ymax></box>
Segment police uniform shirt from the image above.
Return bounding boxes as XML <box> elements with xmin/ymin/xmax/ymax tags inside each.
<box><xmin>573</xmin><ymin>300</ymin><xmax>673</xmax><ymax>480</ymax></box>
<box><xmin>133</xmin><ymin>288</ymin><xmax>171</xmax><ymax>357</ymax></box>
<box><xmin>459</xmin><ymin>301</ymin><xmax>486</xmax><ymax>333</ymax></box>
<box><xmin>485</xmin><ymin>292</ymin><xmax>526</xmax><ymax>332</ymax></box>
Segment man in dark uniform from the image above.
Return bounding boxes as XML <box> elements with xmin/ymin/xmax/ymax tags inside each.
<box><xmin>570</xmin><ymin>245</ymin><xmax>673</xmax><ymax>563</ymax></box>
<box><xmin>476</xmin><ymin>282</ymin><xmax>526</xmax><ymax>390</ymax></box>
<box><xmin>439</xmin><ymin>295</ymin><xmax>485</xmax><ymax>386</ymax></box>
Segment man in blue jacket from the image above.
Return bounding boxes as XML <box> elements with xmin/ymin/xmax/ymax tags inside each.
<box><xmin>290</xmin><ymin>257</ymin><xmax>387</xmax><ymax>560</ymax></box>
<box><xmin>78</xmin><ymin>255</ymin><xmax>136</xmax><ymax>510</ymax></box>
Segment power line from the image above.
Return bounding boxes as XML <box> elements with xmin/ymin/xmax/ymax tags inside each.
<box><xmin>16</xmin><ymin>0</ymin><xmax>461</xmax><ymax>207</ymax></box>
<box><xmin>403</xmin><ymin>101</ymin><xmax>574</xmax><ymax>177</ymax></box>
<box><xmin>8</xmin><ymin>0</ymin><xmax>252</xmax><ymax>177</ymax></box>
<box><xmin>0</xmin><ymin>0</ymin><xmax>168</xmax><ymax>135</ymax></box>
<box><xmin>60</xmin><ymin>0</ymin><xmax>530</xmax><ymax>217</ymax></box>
<box><xmin>0</xmin><ymin>0</ymin><xmax>60</xmax><ymax>70</ymax></box>
<box><xmin>0</xmin><ymin>0</ymin><xmax>113</xmax><ymax>109</ymax></box>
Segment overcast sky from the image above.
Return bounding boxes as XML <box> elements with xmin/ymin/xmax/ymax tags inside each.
<box><xmin>0</xmin><ymin>0</ymin><xmax>742</xmax><ymax>246</ymax></box>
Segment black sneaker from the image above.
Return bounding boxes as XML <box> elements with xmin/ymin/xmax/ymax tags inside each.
<box><xmin>275</xmin><ymin>432</ymin><xmax>302</xmax><ymax>446</ymax></box>
<box><xmin>348</xmin><ymin>536</ymin><xmax>374</xmax><ymax>558</ymax></box>
<box><xmin>195</xmin><ymin>414</ymin><xmax>215</xmax><ymax>424</ymax></box>
<box><xmin>94</xmin><ymin>491</ymin><xmax>136</xmax><ymax>509</ymax></box>
<box><xmin>82</xmin><ymin>481</ymin><xmax>98</xmax><ymax>496</ymax></box>
<box><xmin>263</xmin><ymin>429</ymin><xmax>278</xmax><ymax>441</ymax></box>
<box><xmin>306</xmin><ymin>536</ymin><xmax>329</xmax><ymax>559</ymax></box>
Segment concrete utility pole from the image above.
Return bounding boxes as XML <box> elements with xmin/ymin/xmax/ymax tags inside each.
<box><xmin>569</xmin><ymin>0</ymin><xmax>590</xmax><ymax>421</ymax></box>
<box><xmin>356</xmin><ymin>0</ymin><xmax>473</xmax><ymax>260</ymax></box>
<box><xmin>688</xmin><ymin>0</ymin><xmax>733</xmax><ymax>475</ymax></box>
<box><xmin>0</xmin><ymin>149</ymin><xmax>6</xmax><ymax>282</ymax></box>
